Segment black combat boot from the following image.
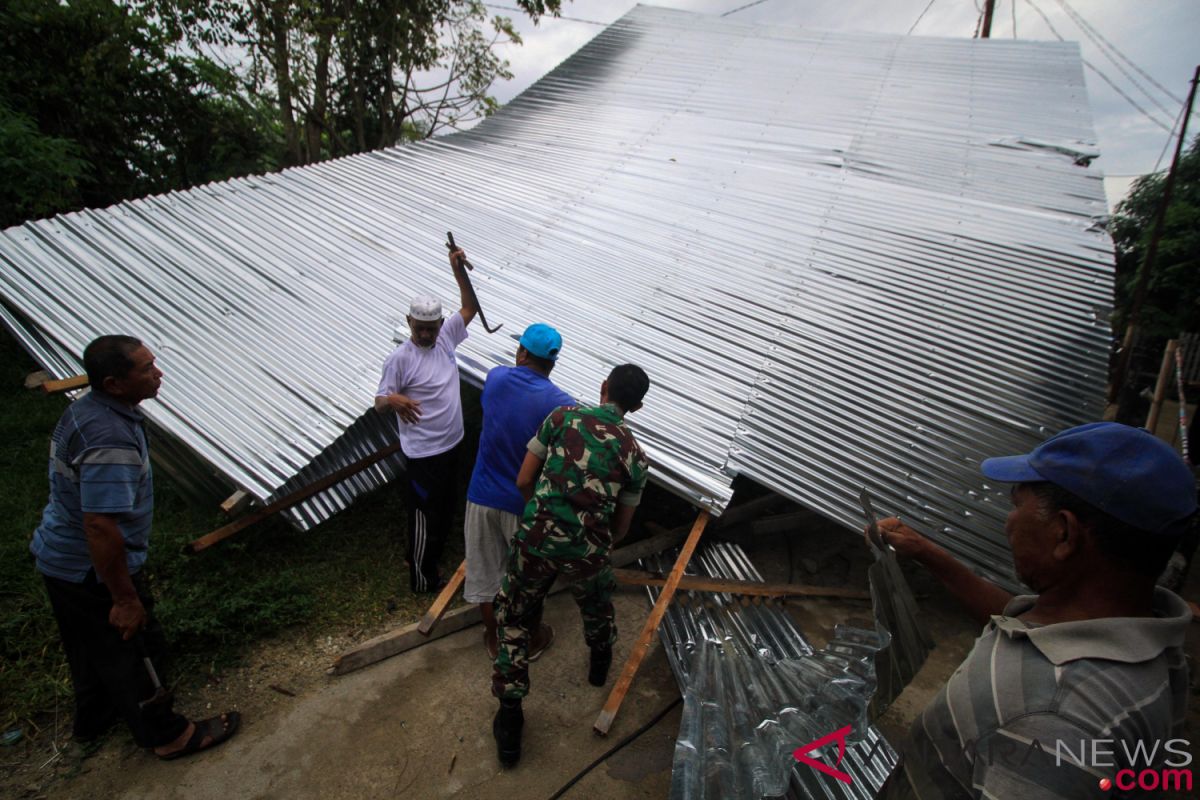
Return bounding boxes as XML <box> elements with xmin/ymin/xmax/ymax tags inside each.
<box><xmin>493</xmin><ymin>698</ymin><xmax>523</xmax><ymax>767</ymax></box>
<box><xmin>588</xmin><ymin>644</ymin><xmax>612</xmax><ymax>687</ymax></box>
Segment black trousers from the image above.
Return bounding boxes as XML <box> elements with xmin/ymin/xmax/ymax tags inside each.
<box><xmin>403</xmin><ymin>443</ymin><xmax>461</xmax><ymax>592</ymax></box>
<box><xmin>43</xmin><ymin>570</ymin><xmax>189</xmax><ymax>748</ymax></box>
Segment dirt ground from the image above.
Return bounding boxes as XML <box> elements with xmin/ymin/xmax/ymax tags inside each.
<box><xmin>4</xmin><ymin>514</ymin><xmax>1199</xmax><ymax>800</ymax></box>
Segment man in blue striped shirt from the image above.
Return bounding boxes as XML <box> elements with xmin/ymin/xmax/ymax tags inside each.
<box><xmin>31</xmin><ymin>335</ymin><xmax>239</xmax><ymax>760</ymax></box>
<box><xmin>874</xmin><ymin>423</ymin><xmax>1194</xmax><ymax>799</ymax></box>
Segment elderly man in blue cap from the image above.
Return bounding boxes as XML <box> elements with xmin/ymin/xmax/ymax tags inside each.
<box><xmin>875</xmin><ymin>422</ymin><xmax>1195</xmax><ymax>799</ymax></box>
<box><xmin>465</xmin><ymin>323</ymin><xmax>574</xmax><ymax>659</ymax></box>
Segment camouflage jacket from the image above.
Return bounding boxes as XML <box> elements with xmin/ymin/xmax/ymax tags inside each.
<box><xmin>521</xmin><ymin>403</ymin><xmax>649</xmax><ymax>549</ymax></box>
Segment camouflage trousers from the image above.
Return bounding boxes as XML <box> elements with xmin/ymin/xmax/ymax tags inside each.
<box><xmin>491</xmin><ymin>524</ymin><xmax>617</xmax><ymax>700</ymax></box>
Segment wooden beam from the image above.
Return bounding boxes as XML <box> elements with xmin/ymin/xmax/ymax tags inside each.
<box><xmin>41</xmin><ymin>375</ymin><xmax>89</xmax><ymax>394</ymax></box>
<box><xmin>23</xmin><ymin>370</ymin><xmax>50</xmax><ymax>390</ymax></box>
<box><xmin>330</xmin><ymin>525</ymin><xmax>693</xmax><ymax>674</ymax></box>
<box><xmin>609</xmin><ymin>526</ymin><xmax>688</xmax><ymax>566</ymax></box>
<box><xmin>594</xmin><ymin>510</ymin><xmax>710</xmax><ymax>735</ymax></box>
<box><xmin>751</xmin><ymin>511</ymin><xmax>815</xmax><ymax>536</ymax></box>
<box><xmin>185</xmin><ymin>443</ymin><xmax>402</xmax><ymax>553</ymax></box>
<box><xmin>219</xmin><ymin>489</ymin><xmax>254</xmax><ymax>517</ymax></box>
<box><xmin>712</xmin><ymin>493</ymin><xmax>788</xmax><ymax>528</ymax></box>
<box><xmin>417</xmin><ymin>561</ymin><xmax>467</xmax><ymax>635</ymax></box>
<box><xmin>330</xmin><ymin>603</ymin><xmax>484</xmax><ymax>676</ymax></box>
<box><xmin>611</xmin><ymin>568</ymin><xmax>869</xmax><ymax>601</ymax></box>
<box><xmin>1146</xmin><ymin>339</ymin><xmax>1179</xmax><ymax>434</ymax></box>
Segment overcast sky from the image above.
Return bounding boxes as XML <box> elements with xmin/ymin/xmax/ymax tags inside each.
<box><xmin>482</xmin><ymin>0</ymin><xmax>1199</xmax><ymax>210</ymax></box>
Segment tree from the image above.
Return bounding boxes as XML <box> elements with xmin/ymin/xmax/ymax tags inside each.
<box><xmin>1109</xmin><ymin>135</ymin><xmax>1200</xmax><ymax>340</ymax></box>
<box><xmin>145</xmin><ymin>0</ymin><xmax>561</xmax><ymax>166</ymax></box>
<box><xmin>0</xmin><ymin>0</ymin><xmax>282</xmax><ymax>228</ymax></box>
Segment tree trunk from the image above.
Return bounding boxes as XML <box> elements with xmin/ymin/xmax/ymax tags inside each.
<box><xmin>306</xmin><ymin>15</ymin><xmax>335</xmax><ymax>161</ymax></box>
<box><xmin>265</xmin><ymin>0</ymin><xmax>302</xmax><ymax>165</ymax></box>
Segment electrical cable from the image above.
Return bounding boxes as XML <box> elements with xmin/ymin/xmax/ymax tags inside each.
<box><xmin>1055</xmin><ymin>0</ymin><xmax>1185</xmax><ymax>106</ymax></box>
<box><xmin>1053</xmin><ymin>0</ymin><xmax>1175</xmax><ymax>121</ymax></box>
<box><xmin>1022</xmin><ymin>0</ymin><xmax>1173</xmax><ymax>134</ymax></box>
<box><xmin>483</xmin><ymin>3</ymin><xmax>609</xmax><ymax>26</ymax></box>
<box><xmin>1153</xmin><ymin>102</ymin><xmax>1188</xmax><ymax>175</ymax></box>
<box><xmin>1011</xmin><ymin>0</ymin><xmax>1017</xmax><ymax>38</ymax></box>
<box><xmin>545</xmin><ymin>696</ymin><xmax>683</xmax><ymax>800</ymax></box>
<box><xmin>1079</xmin><ymin>65</ymin><xmax>1173</xmax><ymax>134</ymax></box>
<box><xmin>721</xmin><ymin>0</ymin><xmax>774</xmax><ymax>17</ymax></box>
<box><xmin>907</xmin><ymin>0</ymin><xmax>938</xmax><ymax>36</ymax></box>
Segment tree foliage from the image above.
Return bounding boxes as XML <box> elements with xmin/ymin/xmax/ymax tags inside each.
<box><xmin>145</xmin><ymin>0</ymin><xmax>561</xmax><ymax>166</ymax></box>
<box><xmin>1109</xmin><ymin>135</ymin><xmax>1200</xmax><ymax>339</ymax></box>
<box><xmin>1</xmin><ymin>0</ymin><xmax>559</xmax><ymax>227</ymax></box>
<box><xmin>0</xmin><ymin>0</ymin><xmax>282</xmax><ymax>228</ymax></box>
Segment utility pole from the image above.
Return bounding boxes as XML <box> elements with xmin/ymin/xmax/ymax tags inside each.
<box><xmin>981</xmin><ymin>0</ymin><xmax>996</xmax><ymax>38</ymax></box>
<box><xmin>1109</xmin><ymin>65</ymin><xmax>1200</xmax><ymax>409</ymax></box>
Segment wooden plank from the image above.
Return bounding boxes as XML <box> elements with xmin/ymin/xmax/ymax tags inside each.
<box><xmin>611</xmin><ymin>568</ymin><xmax>870</xmax><ymax>600</ymax></box>
<box><xmin>42</xmin><ymin>375</ymin><xmax>89</xmax><ymax>394</ymax></box>
<box><xmin>185</xmin><ymin>442</ymin><xmax>402</xmax><ymax>553</ymax></box>
<box><xmin>594</xmin><ymin>510</ymin><xmax>710</xmax><ymax>736</ymax></box>
<box><xmin>751</xmin><ymin>511</ymin><xmax>816</xmax><ymax>536</ymax></box>
<box><xmin>219</xmin><ymin>489</ymin><xmax>253</xmax><ymax>517</ymax></box>
<box><xmin>1146</xmin><ymin>339</ymin><xmax>1179</xmax><ymax>434</ymax></box>
<box><xmin>330</xmin><ymin>526</ymin><xmax>692</xmax><ymax>674</ymax></box>
<box><xmin>330</xmin><ymin>603</ymin><xmax>484</xmax><ymax>675</ymax></box>
<box><xmin>709</xmin><ymin>493</ymin><xmax>788</xmax><ymax>529</ymax></box>
<box><xmin>609</xmin><ymin>527</ymin><xmax>688</xmax><ymax>568</ymax></box>
<box><xmin>23</xmin><ymin>370</ymin><xmax>50</xmax><ymax>390</ymax></box>
<box><xmin>417</xmin><ymin>561</ymin><xmax>467</xmax><ymax>635</ymax></box>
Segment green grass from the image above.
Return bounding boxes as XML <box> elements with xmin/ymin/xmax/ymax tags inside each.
<box><xmin>0</xmin><ymin>332</ymin><xmax>73</xmax><ymax>735</ymax></box>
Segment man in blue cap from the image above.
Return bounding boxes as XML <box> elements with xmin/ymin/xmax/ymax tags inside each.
<box><xmin>874</xmin><ymin>422</ymin><xmax>1195</xmax><ymax>799</ymax></box>
<box><xmin>465</xmin><ymin>323</ymin><xmax>574</xmax><ymax>658</ymax></box>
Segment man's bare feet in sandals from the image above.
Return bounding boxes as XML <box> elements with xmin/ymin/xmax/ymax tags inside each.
<box><xmin>154</xmin><ymin>712</ymin><xmax>241</xmax><ymax>760</ymax></box>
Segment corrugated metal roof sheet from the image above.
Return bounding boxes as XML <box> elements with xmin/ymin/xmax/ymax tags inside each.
<box><xmin>642</xmin><ymin>541</ymin><xmax>899</xmax><ymax>799</ymax></box>
<box><xmin>0</xmin><ymin>6</ymin><xmax>1111</xmax><ymax>581</ymax></box>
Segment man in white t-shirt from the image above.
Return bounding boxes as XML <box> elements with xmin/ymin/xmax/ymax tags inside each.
<box><xmin>375</xmin><ymin>246</ymin><xmax>477</xmax><ymax>593</ymax></box>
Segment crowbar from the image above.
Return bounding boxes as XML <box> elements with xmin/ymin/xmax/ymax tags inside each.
<box><xmin>445</xmin><ymin>232</ymin><xmax>502</xmax><ymax>333</ymax></box>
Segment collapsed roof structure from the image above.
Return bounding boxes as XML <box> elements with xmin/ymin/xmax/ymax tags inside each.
<box><xmin>0</xmin><ymin>5</ymin><xmax>1111</xmax><ymax>585</ymax></box>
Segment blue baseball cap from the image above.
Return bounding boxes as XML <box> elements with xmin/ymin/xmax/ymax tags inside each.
<box><xmin>981</xmin><ymin>422</ymin><xmax>1196</xmax><ymax>535</ymax></box>
<box><xmin>519</xmin><ymin>323</ymin><xmax>562</xmax><ymax>361</ymax></box>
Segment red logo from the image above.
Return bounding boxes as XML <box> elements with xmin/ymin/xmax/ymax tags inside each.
<box><xmin>793</xmin><ymin>725</ymin><xmax>854</xmax><ymax>784</ymax></box>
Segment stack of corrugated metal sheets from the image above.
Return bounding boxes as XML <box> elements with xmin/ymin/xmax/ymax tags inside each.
<box><xmin>0</xmin><ymin>6</ymin><xmax>1111</xmax><ymax>579</ymax></box>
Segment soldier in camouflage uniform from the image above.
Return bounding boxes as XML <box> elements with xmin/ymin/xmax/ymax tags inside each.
<box><xmin>490</xmin><ymin>364</ymin><xmax>651</xmax><ymax>767</ymax></box>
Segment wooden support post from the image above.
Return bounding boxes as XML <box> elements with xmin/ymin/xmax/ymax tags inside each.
<box><xmin>1146</xmin><ymin>339</ymin><xmax>1179</xmax><ymax>435</ymax></box>
<box><xmin>331</xmin><ymin>604</ymin><xmax>484</xmax><ymax>675</ymax></box>
<box><xmin>185</xmin><ymin>443</ymin><xmax>402</xmax><ymax>553</ymax></box>
<box><xmin>417</xmin><ymin>561</ymin><xmax>467</xmax><ymax>635</ymax></box>
<box><xmin>594</xmin><ymin>510</ymin><xmax>710</xmax><ymax>736</ymax></box>
<box><xmin>610</xmin><ymin>568</ymin><xmax>870</xmax><ymax>601</ymax></box>
<box><xmin>41</xmin><ymin>375</ymin><xmax>90</xmax><ymax>394</ymax></box>
<box><xmin>219</xmin><ymin>489</ymin><xmax>254</xmax><ymax>517</ymax></box>
<box><xmin>24</xmin><ymin>370</ymin><xmax>50</xmax><ymax>390</ymax></box>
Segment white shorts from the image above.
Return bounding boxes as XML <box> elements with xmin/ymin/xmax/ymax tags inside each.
<box><xmin>463</xmin><ymin>501</ymin><xmax>521</xmax><ymax>603</ymax></box>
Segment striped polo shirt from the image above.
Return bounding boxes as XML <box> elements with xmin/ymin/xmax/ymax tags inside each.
<box><xmin>30</xmin><ymin>390</ymin><xmax>154</xmax><ymax>582</ymax></box>
<box><xmin>908</xmin><ymin>589</ymin><xmax>1191</xmax><ymax>799</ymax></box>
